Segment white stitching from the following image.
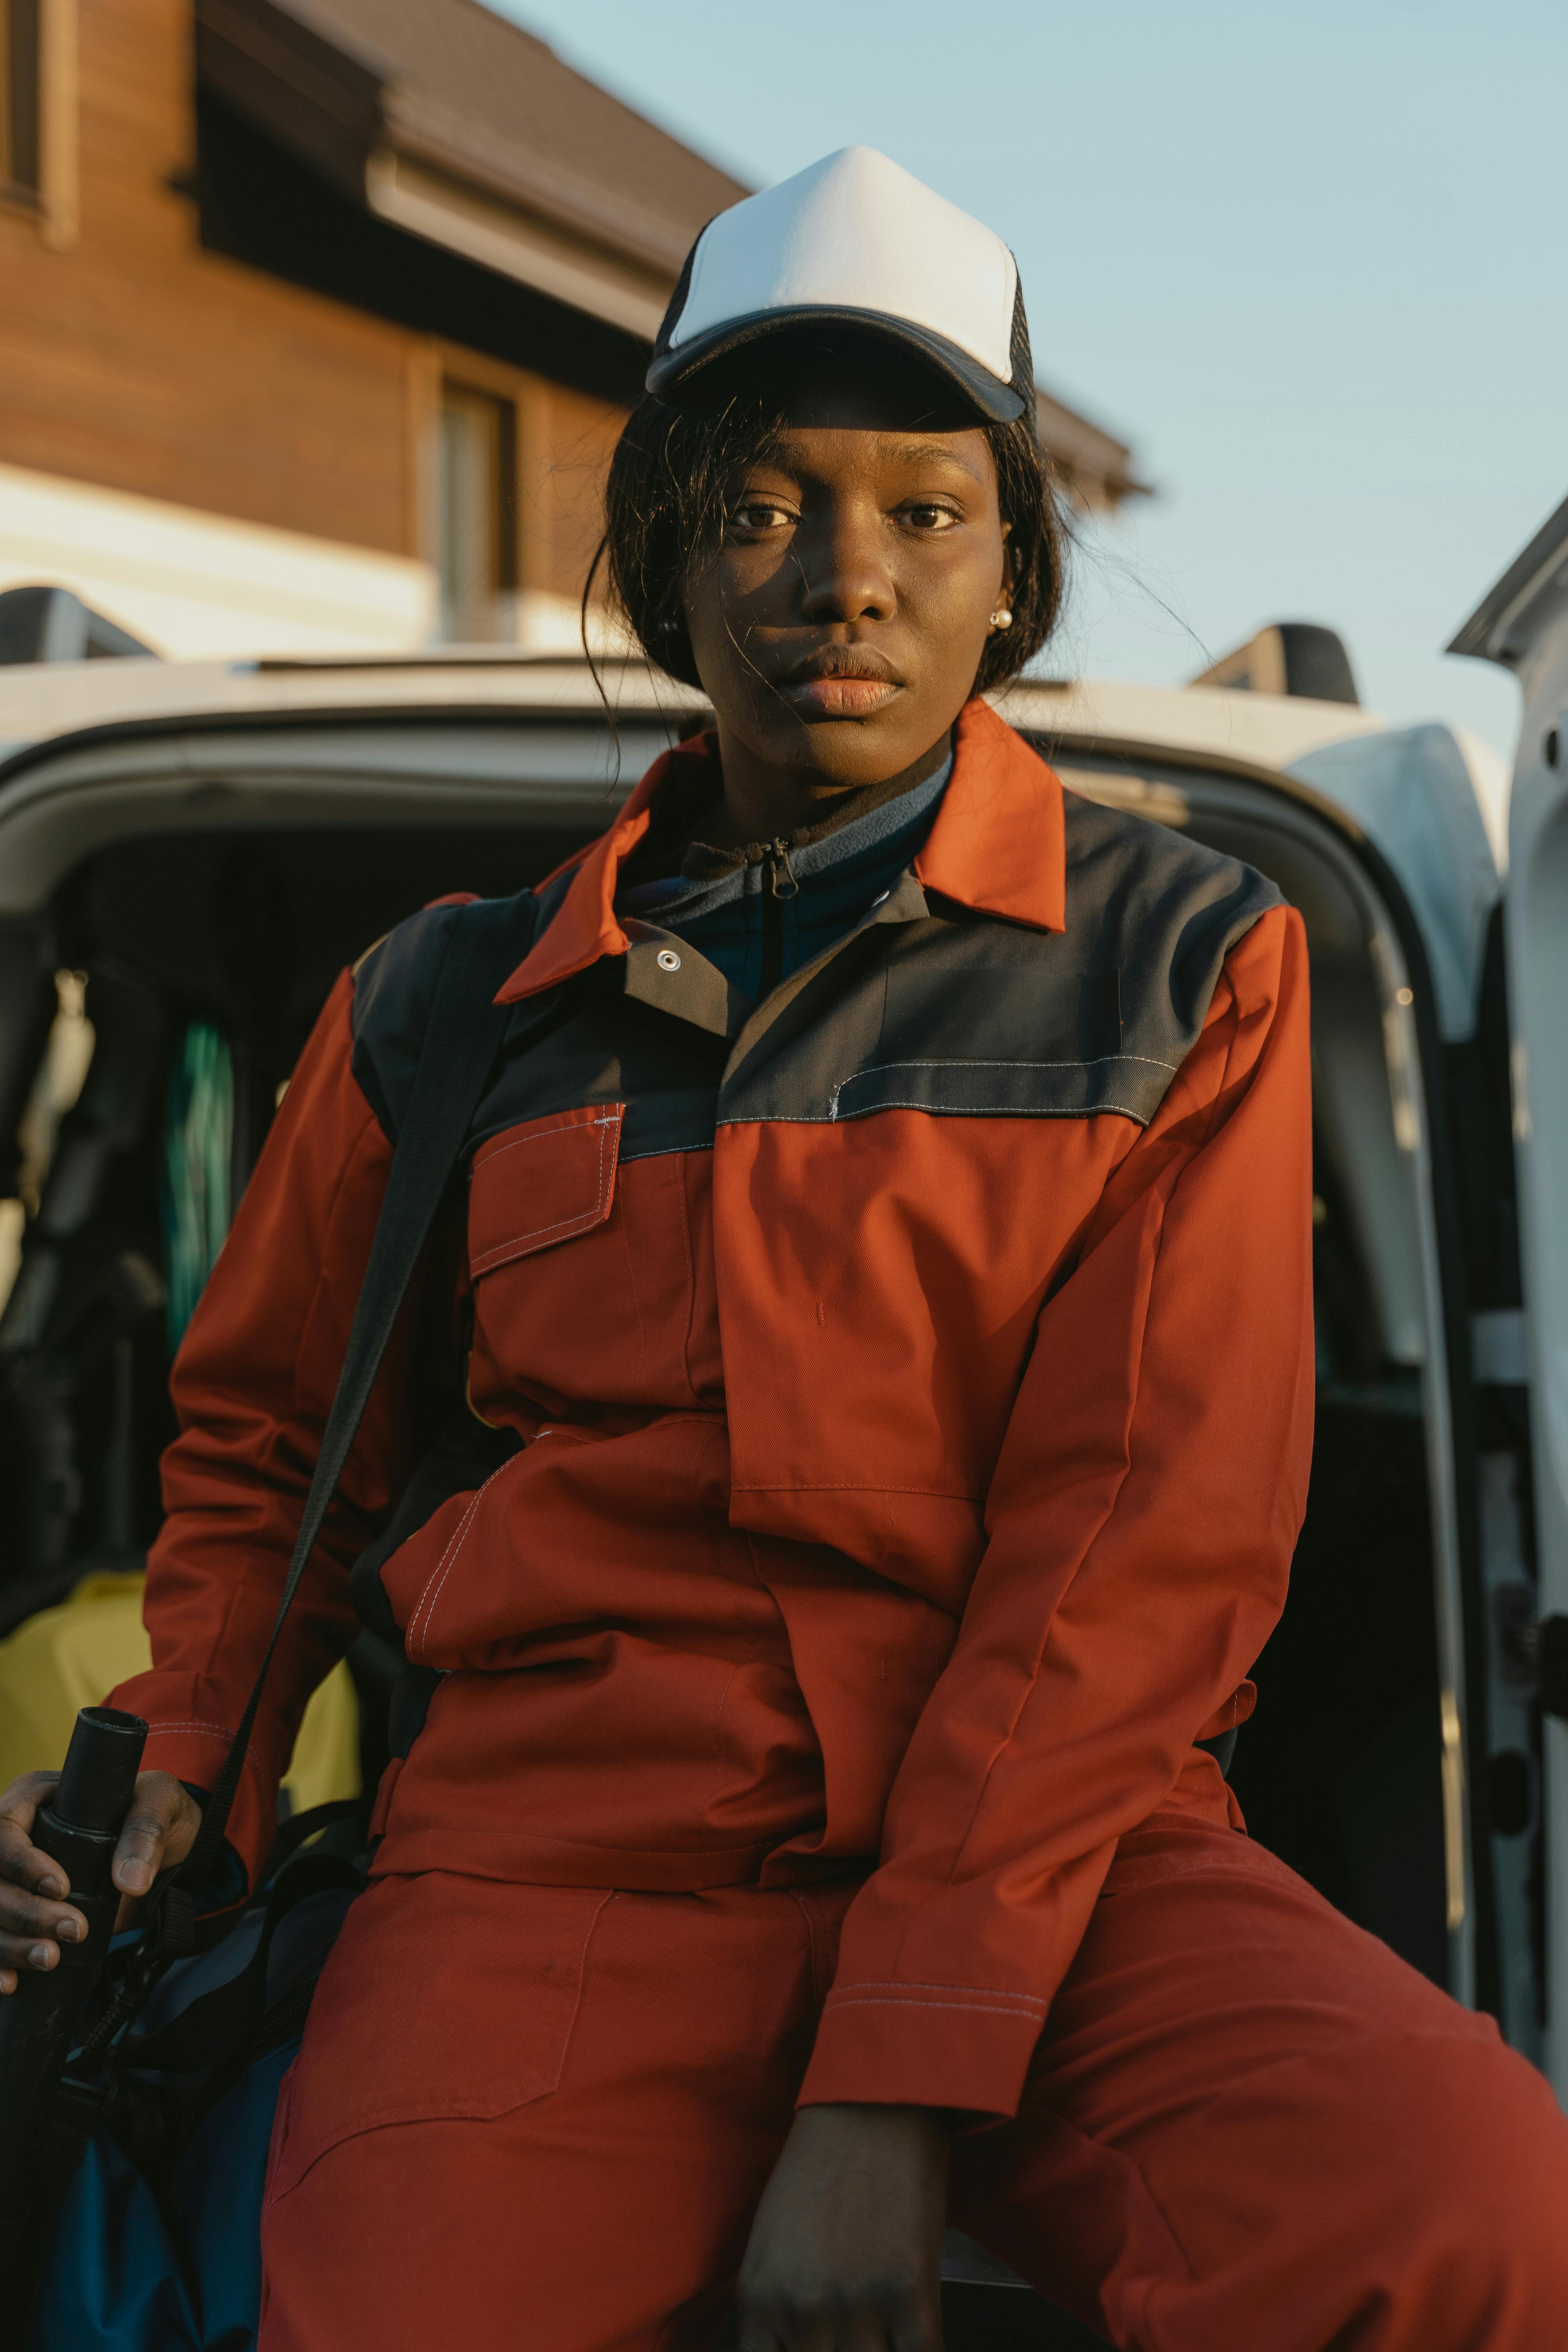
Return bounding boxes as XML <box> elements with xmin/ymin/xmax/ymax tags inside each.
<box><xmin>407</xmin><ymin>1464</ymin><xmax>508</xmax><ymax>1658</ymax></box>
<box><xmin>828</xmin><ymin>1979</ymin><xmax>1045</xmax><ymax>2007</ymax></box>
<box><xmin>406</xmin><ymin>1451</ymin><xmax>525</xmax><ymax>1661</ymax></box>
<box><xmin>860</xmin><ymin>1101</ymin><xmax>1152</xmax><ymax>1120</ymax></box>
<box><xmin>719</xmin><ymin>1104</ymin><xmax>1150</xmax><ymax>1128</ymax></box>
<box><xmin>143</xmin><ymin>1722</ymin><xmax>270</xmax><ymax>1785</ymax></box>
<box><xmin>828</xmin><ymin>1058</ymin><xmax>1163</xmax><ymax>1126</ymax></box>
<box><xmin>470</xmin><ymin>1110</ymin><xmax>621</xmax><ymax>1271</ymax></box>
<box><xmin>471</xmin><ymin>1110</ymin><xmax>619</xmax><ymax>1171</ymax></box>
<box><xmin>840</xmin><ymin>1096</ymin><xmax>1148</xmax><ymax>1122</ymax></box>
<box><xmin>471</xmin><ymin>1200</ymin><xmax>603</xmax><ymax>1267</ymax></box>
<box><xmin>821</xmin><ymin>1995</ymin><xmax>1047</xmax><ymax>2022</ymax></box>
<box><xmin>475</xmin><ymin>1111</ymin><xmax>614</xmax><ymax>1261</ymax></box>
<box><xmin>731</xmin><ymin>1481</ymin><xmax>980</xmax><ymax>1499</ymax></box>
<box><xmin>405</xmin><ymin>1490</ymin><xmax>482</xmax><ymax>1655</ymax></box>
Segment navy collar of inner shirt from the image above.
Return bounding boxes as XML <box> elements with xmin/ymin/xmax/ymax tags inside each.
<box><xmin>615</xmin><ymin>751</ymin><xmax>954</xmax><ymax>923</ymax></box>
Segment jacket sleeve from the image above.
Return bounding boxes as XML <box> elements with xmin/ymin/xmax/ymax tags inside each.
<box><xmin>799</xmin><ymin>902</ymin><xmax>1315</xmax><ymax>2119</ymax></box>
<box><xmin>105</xmin><ymin>970</ymin><xmax>461</xmax><ymax>1889</ymax></box>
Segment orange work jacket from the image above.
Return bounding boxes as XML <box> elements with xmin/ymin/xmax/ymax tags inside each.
<box><xmin>110</xmin><ymin>698</ymin><xmax>1314</xmax><ymax>2120</ymax></box>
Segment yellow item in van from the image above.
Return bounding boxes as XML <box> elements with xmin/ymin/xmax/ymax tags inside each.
<box><xmin>0</xmin><ymin>1572</ymin><xmax>360</xmax><ymax>1815</ymax></box>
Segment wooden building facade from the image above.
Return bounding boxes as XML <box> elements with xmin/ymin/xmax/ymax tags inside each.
<box><xmin>0</xmin><ymin>0</ymin><xmax>1144</xmax><ymax>661</ymax></box>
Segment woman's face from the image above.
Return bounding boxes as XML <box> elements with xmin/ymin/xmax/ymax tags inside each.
<box><xmin>682</xmin><ymin>364</ymin><xmax>1011</xmax><ymax>794</ymax></box>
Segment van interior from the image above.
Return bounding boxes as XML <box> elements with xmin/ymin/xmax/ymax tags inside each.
<box><xmin>0</xmin><ymin>704</ymin><xmax>1521</xmax><ymax>2350</ymax></box>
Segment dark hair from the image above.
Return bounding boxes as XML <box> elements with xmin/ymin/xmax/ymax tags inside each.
<box><xmin>587</xmin><ymin>372</ymin><xmax>1067</xmax><ymax>698</ymax></box>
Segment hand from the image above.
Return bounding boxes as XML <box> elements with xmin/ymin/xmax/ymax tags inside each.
<box><xmin>0</xmin><ymin>1768</ymin><xmax>201</xmax><ymax>1993</ymax></box>
<box><xmin>737</xmin><ymin>2103</ymin><xmax>948</xmax><ymax>2350</ymax></box>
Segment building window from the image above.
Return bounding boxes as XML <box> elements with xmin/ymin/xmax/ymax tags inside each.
<box><xmin>438</xmin><ymin>381</ymin><xmax>517</xmax><ymax>642</ymax></box>
<box><xmin>1</xmin><ymin>0</ymin><xmax>40</xmax><ymax>199</ymax></box>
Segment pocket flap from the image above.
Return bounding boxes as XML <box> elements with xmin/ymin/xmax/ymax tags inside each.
<box><xmin>266</xmin><ymin>1877</ymin><xmax>612</xmax><ymax>2199</ymax></box>
<box><xmin>468</xmin><ymin>1104</ymin><xmax>623</xmax><ymax>1277</ymax></box>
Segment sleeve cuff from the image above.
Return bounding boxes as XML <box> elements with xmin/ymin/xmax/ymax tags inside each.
<box><xmin>797</xmin><ymin>1980</ymin><xmax>1047</xmax><ymax>2121</ymax></box>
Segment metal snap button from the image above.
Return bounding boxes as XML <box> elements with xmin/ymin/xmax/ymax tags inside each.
<box><xmin>656</xmin><ymin>947</ymin><xmax>682</xmax><ymax>972</ymax></box>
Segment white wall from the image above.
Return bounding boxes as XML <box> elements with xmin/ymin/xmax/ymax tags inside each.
<box><xmin>0</xmin><ymin>462</ymin><xmax>438</xmax><ymax>659</ymax></box>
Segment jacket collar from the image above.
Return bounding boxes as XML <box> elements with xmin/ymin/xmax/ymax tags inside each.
<box><xmin>493</xmin><ymin>730</ymin><xmax>720</xmax><ymax>1005</ymax></box>
<box><xmin>494</xmin><ymin>695</ymin><xmax>1064</xmax><ymax>1006</ymax></box>
<box><xmin>913</xmin><ymin>696</ymin><xmax>1065</xmax><ymax>932</ymax></box>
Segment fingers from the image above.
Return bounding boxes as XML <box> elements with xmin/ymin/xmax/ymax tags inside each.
<box><xmin>0</xmin><ymin>1895</ymin><xmax>88</xmax><ymax>1991</ymax></box>
<box><xmin>111</xmin><ymin>1805</ymin><xmax>173</xmax><ymax>1900</ymax></box>
<box><xmin>111</xmin><ymin>1773</ymin><xmax>201</xmax><ymax>1927</ymax></box>
<box><xmin>737</xmin><ymin>2305</ymin><xmax>920</xmax><ymax>2352</ymax></box>
<box><xmin>0</xmin><ymin>1772</ymin><xmax>88</xmax><ymax>1995</ymax></box>
<box><xmin>0</xmin><ymin>1771</ymin><xmax>64</xmax><ymax>1893</ymax></box>
<box><xmin>739</xmin><ymin>2299</ymin><xmax>938</xmax><ymax>2352</ymax></box>
<box><xmin>737</xmin><ymin>2270</ymin><xmax>931</xmax><ymax>2352</ymax></box>
<box><xmin>0</xmin><ymin>1769</ymin><xmax>204</xmax><ymax>1993</ymax></box>
<box><xmin>737</xmin><ymin>2103</ymin><xmax>949</xmax><ymax>2352</ymax></box>
<box><xmin>891</xmin><ymin>2299</ymin><xmax>944</xmax><ymax>2352</ymax></box>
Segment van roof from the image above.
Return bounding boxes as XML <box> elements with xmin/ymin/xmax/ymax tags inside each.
<box><xmin>0</xmin><ymin>647</ymin><xmax>1512</xmax><ymax>1042</ymax></box>
<box><xmin>0</xmin><ymin>648</ymin><xmax>1383</xmax><ymax>776</ymax></box>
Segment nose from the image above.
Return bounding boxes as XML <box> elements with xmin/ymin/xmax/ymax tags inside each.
<box><xmin>795</xmin><ymin>502</ymin><xmax>894</xmax><ymax>625</ymax></box>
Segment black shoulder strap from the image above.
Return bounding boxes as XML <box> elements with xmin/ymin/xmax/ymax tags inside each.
<box><xmin>178</xmin><ymin>895</ymin><xmax>532</xmax><ymax>1889</ymax></box>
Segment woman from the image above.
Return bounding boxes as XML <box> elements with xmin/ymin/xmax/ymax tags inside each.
<box><xmin>3</xmin><ymin>148</ymin><xmax>1566</xmax><ymax>2352</ymax></box>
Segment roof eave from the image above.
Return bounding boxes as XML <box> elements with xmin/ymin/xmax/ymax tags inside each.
<box><xmin>194</xmin><ymin>0</ymin><xmax>719</xmax><ymax>339</ymax></box>
<box><xmin>380</xmin><ymin>87</ymin><xmax>699</xmax><ymax>281</ymax></box>
<box><xmin>362</xmin><ymin>149</ymin><xmax>673</xmax><ymax>343</ymax></box>
<box><xmin>1033</xmin><ymin>385</ymin><xmax>1152</xmax><ymax>513</ymax></box>
<box><xmin>195</xmin><ymin>0</ymin><xmax>387</xmax><ymax>200</ymax></box>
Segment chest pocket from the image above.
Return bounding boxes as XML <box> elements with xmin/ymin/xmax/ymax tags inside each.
<box><xmin>468</xmin><ymin>1104</ymin><xmax>624</xmax><ymax>1276</ymax></box>
<box><xmin>830</xmin><ymin>962</ymin><xmax>1130</xmax><ymax>1123</ymax></box>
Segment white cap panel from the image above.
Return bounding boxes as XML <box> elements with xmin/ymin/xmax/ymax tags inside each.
<box><xmin>670</xmin><ymin>149</ymin><xmax>1018</xmax><ymax>385</ymax></box>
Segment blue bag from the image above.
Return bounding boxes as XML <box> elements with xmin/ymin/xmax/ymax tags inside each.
<box><xmin>32</xmin><ymin>1840</ymin><xmax>359</xmax><ymax>2352</ymax></box>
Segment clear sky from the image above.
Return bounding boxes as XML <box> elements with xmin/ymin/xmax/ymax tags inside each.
<box><xmin>492</xmin><ymin>0</ymin><xmax>1565</xmax><ymax>758</ymax></box>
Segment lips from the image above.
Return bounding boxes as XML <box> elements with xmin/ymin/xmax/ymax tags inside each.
<box><xmin>775</xmin><ymin>644</ymin><xmax>903</xmax><ymax>719</ymax></box>
<box><xmin>783</xmin><ymin>675</ymin><xmax>900</xmax><ymax>716</ymax></box>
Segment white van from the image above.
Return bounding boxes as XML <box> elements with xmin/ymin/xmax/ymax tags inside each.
<box><xmin>0</xmin><ymin>537</ymin><xmax>1559</xmax><ymax>2341</ymax></box>
<box><xmin>1448</xmin><ymin>490</ymin><xmax>1568</xmax><ymax>2111</ymax></box>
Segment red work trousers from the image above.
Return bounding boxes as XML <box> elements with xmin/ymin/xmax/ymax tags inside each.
<box><xmin>258</xmin><ymin>1761</ymin><xmax>1568</xmax><ymax>2352</ymax></box>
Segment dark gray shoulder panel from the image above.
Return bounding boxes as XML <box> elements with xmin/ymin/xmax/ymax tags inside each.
<box><xmin>1056</xmin><ymin>788</ymin><xmax>1282</xmax><ymax>1111</ymax></box>
<box><xmin>350</xmin><ymin>891</ymin><xmax>541</xmax><ymax>1145</ymax></box>
<box><xmin>718</xmin><ymin>792</ymin><xmax>1282</xmax><ymax>1131</ymax></box>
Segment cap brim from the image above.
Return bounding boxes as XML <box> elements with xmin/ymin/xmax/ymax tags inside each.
<box><xmin>646</xmin><ymin>307</ymin><xmax>1028</xmax><ymax>424</ymax></box>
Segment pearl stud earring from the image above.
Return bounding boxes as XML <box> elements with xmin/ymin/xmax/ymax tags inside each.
<box><xmin>990</xmin><ymin>606</ymin><xmax>1013</xmax><ymax>630</ymax></box>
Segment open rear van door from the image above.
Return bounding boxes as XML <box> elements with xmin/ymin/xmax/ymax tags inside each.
<box><xmin>1452</xmin><ymin>494</ymin><xmax>1568</xmax><ymax>2105</ymax></box>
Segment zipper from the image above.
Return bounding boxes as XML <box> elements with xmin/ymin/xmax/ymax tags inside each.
<box><xmin>757</xmin><ymin>837</ymin><xmax>798</xmax><ymax>997</ymax></box>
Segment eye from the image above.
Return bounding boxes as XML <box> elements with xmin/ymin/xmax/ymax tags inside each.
<box><xmin>900</xmin><ymin>502</ymin><xmax>962</xmax><ymax>533</ymax></box>
<box><xmin>728</xmin><ymin>497</ymin><xmax>796</xmax><ymax>535</ymax></box>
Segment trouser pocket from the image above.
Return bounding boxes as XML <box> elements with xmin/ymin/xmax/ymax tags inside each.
<box><xmin>266</xmin><ymin>1873</ymin><xmax>611</xmax><ymax>2200</ymax></box>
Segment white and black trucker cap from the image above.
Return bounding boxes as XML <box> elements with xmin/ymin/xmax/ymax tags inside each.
<box><xmin>647</xmin><ymin>147</ymin><xmax>1033</xmax><ymax>425</ymax></box>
